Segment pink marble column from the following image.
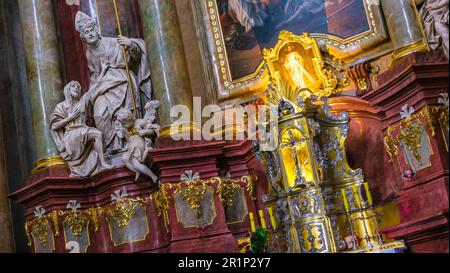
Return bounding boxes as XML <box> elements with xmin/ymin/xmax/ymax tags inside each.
<box><xmin>0</xmin><ymin>116</ymin><xmax>14</xmax><ymax>252</ymax></box>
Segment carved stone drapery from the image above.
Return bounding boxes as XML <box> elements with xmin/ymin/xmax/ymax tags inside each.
<box><xmin>419</xmin><ymin>0</ymin><xmax>449</xmax><ymax>58</ymax></box>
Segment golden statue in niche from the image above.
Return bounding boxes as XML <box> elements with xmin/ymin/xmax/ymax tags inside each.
<box><xmin>282</xmin><ymin>45</ymin><xmax>318</xmax><ymax>91</ymax></box>
<box><xmin>280</xmin><ymin>128</ymin><xmax>315</xmax><ymax>189</ymax></box>
<box><xmin>263</xmin><ymin>31</ymin><xmax>338</xmax><ymax>98</ymax></box>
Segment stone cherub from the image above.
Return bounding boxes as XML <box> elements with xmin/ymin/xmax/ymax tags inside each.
<box><xmin>115</xmin><ymin>101</ymin><xmax>160</xmax><ymax>183</ymax></box>
<box><xmin>142</xmin><ymin>100</ymin><xmax>161</xmax><ymax>149</ymax></box>
<box><xmin>50</xmin><ymin>81</ymin><xmax>113</xmax><ymax>177</ymax></box>
<box><xmin>75</xmin><ymin>11</ymin><xmax>153</xmax><ymax>154</ymax></box>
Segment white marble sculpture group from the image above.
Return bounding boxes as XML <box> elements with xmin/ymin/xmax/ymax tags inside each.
<box><xmin>50</xmin><ymin>11</ymin><xmax>159</xmax><ymax>183</ymax></box>
<box><xmin>50</xmin><ymin>3</ymin><xmax>448</xmax><ymax>182</ymax></box>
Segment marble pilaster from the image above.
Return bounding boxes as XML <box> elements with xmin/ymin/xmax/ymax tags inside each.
<box><xmin>18</xmin><ymin>0</ymin><xmax>66</xmax><ymax>171</ymax></box>
<box><xmin>139</xmin><ymin>0</ymin><xmax>194</xmax><ymax>131</ymax></box>
<box><xmin>381</xmin><ymin>0</ymin><xmax>429</xmax><ymax>64</ymax></box>
<box><xmin>0</xmin><ymin>117</ymin><xmax>14</xmax><ymax>252</ymax></box>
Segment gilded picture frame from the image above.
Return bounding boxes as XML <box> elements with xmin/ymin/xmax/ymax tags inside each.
<box><xmin>191</xmin><ymin>0</ymin><xmax>390</xmax><ymax>105</ymax></box>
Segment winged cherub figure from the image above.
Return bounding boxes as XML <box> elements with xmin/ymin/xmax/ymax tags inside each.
<box><xmin>115</xmin><ymin>101</ymin><xmax>160</xmax><ymax>183</ymax></box>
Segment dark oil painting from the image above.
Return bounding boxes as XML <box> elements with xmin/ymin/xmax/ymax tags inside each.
<box><xmin>217</xmin><ymin>0</ymin><xmax>370</xmax><ymax>80</ymax></box>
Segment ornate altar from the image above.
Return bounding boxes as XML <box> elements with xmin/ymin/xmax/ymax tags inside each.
<box><xmin>254</xmin><ymin>31</ymin><xmax>406</xmax><ymax>253</ymax></box>
<box><xmin>2</xmin><ymin>0</ymin><xmax>448</xmax><ymax>254</ymax></box>
<box><xmin>192</xmin><ymin>0</ymin><xmax>429</xmax><ymax>106</ymax></box>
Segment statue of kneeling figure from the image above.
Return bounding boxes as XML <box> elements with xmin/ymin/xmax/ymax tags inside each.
<box><xmin>50</xmin><ymin>81</ymin><xmax>113</xmax><ymax>177</ymax></box>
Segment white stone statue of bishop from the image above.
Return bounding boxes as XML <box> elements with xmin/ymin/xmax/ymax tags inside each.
<box><xmin>75</xmin><ymin>11</ymin><xmax>152</xmax><ymax>155</ymax></box>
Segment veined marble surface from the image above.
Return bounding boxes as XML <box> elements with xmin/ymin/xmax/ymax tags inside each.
<box><xmin>0</xmin><ymin>117</ymin><xmax>14</xmax><ymax>252</ymax></box>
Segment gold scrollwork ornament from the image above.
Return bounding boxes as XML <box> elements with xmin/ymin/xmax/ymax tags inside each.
<box><xmin>180</xmin><ymin>182</ymin><xmax>207</xmax><ymax>211</ymax></box>
<box><xmin>397</xmin><ymin>120</ymin><xmax>424</xmax><ymax>162</ymax></box>
<box><xmin>32</xmin><ymin>218</ymin><xmax>51</xmax><ymax>246</ymax></box>
<box><xmin>65</xmin><ymin>213</ymin><xmax>89</xmax><ymax>237</ymax></box>
<box><xmin>151</xmin><ymin>187</ymin><xmax>172</xmax><ymax>232</ymax></box>
<box><xmin>106</xmin><ymin>200</ymin><xmax>138</xmax><ymax>228</ymax></box>
<box><xmin>384</xmin><ymin>127</ymin><xmax>400</xmax><ymax>162</ymax></box>
<box><xmin>219</xmin><ymin>182</ymin><xmax>239</xmax><ymax>208</ymax></box>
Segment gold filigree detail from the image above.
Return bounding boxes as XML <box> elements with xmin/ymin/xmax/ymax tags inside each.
<box><xmin>150</xmin><ymin>187</ymin><xmax>172</xmax><ymax>233</ymax></box>
<box><xmin>397</xmin><ymin>119</ymin><xmax>423</xmax><ymax>162</ymax></box>
<box><xmin>175</xmin><ymin>178</ymin><xmax>212</xmax><ymax>224</ymax></box>
<box><xmin>357</xmin><ymin>78</ymin><xmax>368</xmax><ymax>91</ymax></box>
<box><xmin>422</xmin><ymin>106</ymin><xmax>436</xmax><ymax>137</ymax></box>
<box><xmin>431</xmin><ymin>105</ymin><xmax>448</xmax><ymax>131</ymax></box>
<box><xmin>173</xmin><ymin>177</ymin><xmax>223</xmax><ymax>210</ymax></box>
<box><xmin>431</xmin><ymin>104</ymin><xmax>449</xmax><ymax>151</ymax></box>
<box><xmin>65</xmin><ymin>212</ymin><xmax>89</xmax><ymax>237</ymax></box>
<box><xmin>50</xmin><ymin>211</ymin><xmax>59</xmax><ymax>237</ymax></box>
<box><xmin>86</xmin><ymin>208</ymin><xmax>100</xmax><ymax>232</ymax></box>
<box><xmin>242</xmin><ymin>176</ymin><xmax>256</xmax><ymax>201</ymax></box>
<box><xmin>179</xmin><ymin>182</ymin><xmax>207</xmax><ymax>211</ymax></box>
<box><xmin>337</xmin><ymin>74</ymin><xmax>350</xmax><ymax>89</ymax></box>
<box><xmin>25</xmin><ymin>217</ymin><xmax>50</xmax><ymax>247</ymax></box>
<box><xmin>25</xmin><ymin>210</ymin><xmax>60</xmax><ymax>250</ymax></box>
<box><xmin>106</xmin><ymin>200</ymin><xmax>138</xmax><ymax>228</ymax></box>
<box><xmin>32</xmin><ymin>218</ymin><xmax>51</xmax><ymax>246</ymax></box>
<box><xmin>371</xmin><ymin>66</ymin><xmax>380</xmax><ymax>75</ymax></box>
<box><xmin>312</xmin><ymin>227</ymin><xmax>325</xmax><ymax>250</ymax></box>
<box><xmin>384</xmin><ymin>105</ymin><xmax>441</xmax><ymax>162</ymax></box>
<box><xmin>219</xmin><ymin>182</ymin><xmax>239</xmax><ymax>208</ymax></box>
<box><xmin>25</xmin><ymin>223</ymin><xmax>32</xmax><ymax>247</ymax></box>
<box><xmin>438</xmin><ymin>106</ymin><xmax>449</xmax><ymax>128</ymax></box>
<box><xmin>268</xmin><ymin>81</ymin><xmax>310</xmax><ymax>113</ymax></box>
<box><xmin>384</xmin><ymin>127</ymin><xmax>399</xmax><ymax>162</ymax></box>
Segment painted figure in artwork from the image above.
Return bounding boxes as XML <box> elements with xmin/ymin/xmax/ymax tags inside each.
<box><xmin>217</xmin><ymin>0</ymin><xmax>369</xmax><ymax>79</ymax></box>
<box><xmin>75</xmin><ymin>11</ymin><xmax>152</xmax><ymax>154</ymax></box>
<box><xmin>50</xmin><ymin>81</ymin><xmax>113</xmax><ymax>178</ymax></box>
<box><xmin>227</xmin><ymin>0</ymin><xmax>328</xmax><ymax>32</ymax></box>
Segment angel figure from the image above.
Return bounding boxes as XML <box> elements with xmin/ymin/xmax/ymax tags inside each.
<box><xmin>115</xmin><ymin>105</ymin><xmax>160</xmax><ymax>183</ymax></box>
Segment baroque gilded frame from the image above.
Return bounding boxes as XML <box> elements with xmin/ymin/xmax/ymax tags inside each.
<box><xmin>191</xmin><ymin>0</ymin><xmax>390</xmax><ymax>105</ymax></box>
<box><xmin>263</xmin><ymin>31</ymin><xmax>340</xmax><ymax>98</ymax></box>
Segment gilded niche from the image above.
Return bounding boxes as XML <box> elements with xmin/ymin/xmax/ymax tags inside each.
<box><xmin>263</xmin><ymin>31</ymin><xmax>339</xmax><ymax>98</ymax></box>
<box><xmin>279</xmin><ymin>127</ymin><xmax>316</xmax><ymax>189</ymax></box>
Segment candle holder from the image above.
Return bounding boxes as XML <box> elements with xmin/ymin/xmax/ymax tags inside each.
<box><xmin>259</xmin><ymin>210</ymin><xmax>267</xmax><ymax>230</ymax></box>
<box><xmin>341</xmin><ymin>188</ymin><xmax>359</xmax><ymax>250</ymax></box>
<box><xmin>363</xmin><ymin>183</ymin><xmax>384</xmax><ymax>246</ymax></box>
<box><xmin>249</xmin><ymin>212</ymin><xmax>257</xmax><ymax>233</ymax></box>
<box><xmin>353</xmin><ymin>185</ymin><xmax>374</xmax><ymax>249</ymax></box>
